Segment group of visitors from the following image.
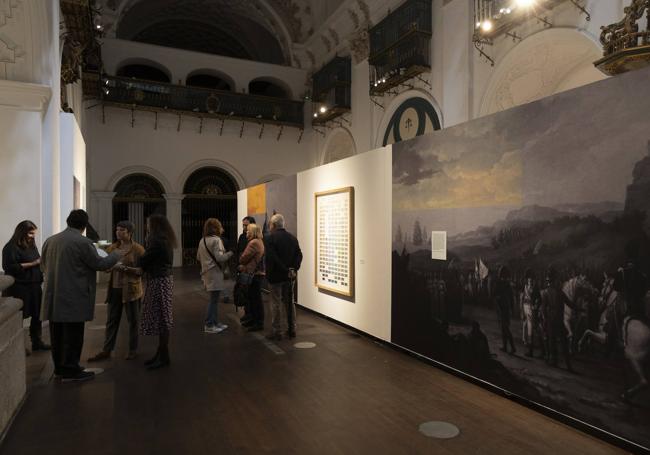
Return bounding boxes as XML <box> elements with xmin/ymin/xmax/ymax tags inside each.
<box><xmin>196</xmin><ymin>213</ymin><xmax>303</xmax><ymax>341</ymax></box>
<box><xmin>2</xmin><ymin>210</ymin><xmax>175</xmax><ymax>382</ymax></box>
<box><xmin>1</xmin><ymin>208</ymin><xmax>302</xmax><ymax>384</ymax></box>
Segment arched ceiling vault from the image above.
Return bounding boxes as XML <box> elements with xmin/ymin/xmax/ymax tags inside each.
<box><xmin>98</xmin><ymin>0</ymin><xmax>338</xmax><ymax>65</ymax></box>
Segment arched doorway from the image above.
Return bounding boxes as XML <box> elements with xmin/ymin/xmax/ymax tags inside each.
<box><xmin>181</xmin><ymin>167</ymin><xmax>239</xmax><ymax>265</ymax></box>
<box><xmin>112</xmin><ymin>174</ymin><xmax>166</xmax><ymax>244</ymax></box>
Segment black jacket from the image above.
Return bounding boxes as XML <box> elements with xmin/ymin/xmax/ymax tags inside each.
<box><xmin>264</xmin><ymin>229</ymin><xmax>302</xmax><ymax>284</ymax></box>
<box><xmin>139</xmin><ymin>238</ymin><xmax>173</xmax><ymax>277</ymax></box>
<box><xmin>236</xmin><ymin>233</ymin><xmax>248</xmax><ymax>261</ymax></box>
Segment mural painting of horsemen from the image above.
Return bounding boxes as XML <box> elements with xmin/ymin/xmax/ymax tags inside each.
<box><xmin>390</xmin><ymin>68</ymin><xmax>650</xmax><ymax>449</ymax></box>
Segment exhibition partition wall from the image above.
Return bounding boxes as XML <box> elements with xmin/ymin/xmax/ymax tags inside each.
<box><xmin>237</xmin><ymin>67</ymin><xmax>650</xmax><ymax>450</ymax></box>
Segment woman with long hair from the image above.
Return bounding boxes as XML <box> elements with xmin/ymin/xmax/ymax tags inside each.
<box><xmin>133</xmin><ymin>214</ymin><xmax>176</xmax><ymax>370</ymax></box>
<box><xmin>197</xmin><ymin>218</ymin><xmax>233</xmax><ymax>333</ymax></box>
<box><xmin>238</xmin><ymin>223</ymin><xmax>265</xmax><ymax>332</ymax></box>
<box><xmin>2</xmin><ymin>220</ymin><xmax>49</xmax><ymax>353</ymax></box>
<box><xmin>88</xmin><ymin>220</ymin><xmax>145</xmax><ymax>362</ymax></box>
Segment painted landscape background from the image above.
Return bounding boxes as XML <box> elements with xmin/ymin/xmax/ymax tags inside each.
<box><xmin>392</xmin><ymin>66</ymin><xmax>650</xmax><ymax>450</ymax></box>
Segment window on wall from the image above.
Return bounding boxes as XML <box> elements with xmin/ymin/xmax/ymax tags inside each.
<box><xmin>186</xmin><ymin>74</ymin><xmax>232</xmax><ymax>91</ymax></box>
<box><xmin>383</xmin><ymin>97</ymin><xmax>441</xmax><ymax>146</ymax></box>
<box><xmin>117</xmin><ymin>64</ymin><xmax>171</xmax><ymax>83</ymax></box>
<box><xmin>248</xmin><ymin>80</ymin><xmax>289</xmax><ymax>99</ymax></box>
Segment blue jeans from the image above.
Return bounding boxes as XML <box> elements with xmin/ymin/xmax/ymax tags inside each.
<box><xmin>205</xmin><ymin>290</ymin><xmax>221</xmax><ymax>326</ymax></box>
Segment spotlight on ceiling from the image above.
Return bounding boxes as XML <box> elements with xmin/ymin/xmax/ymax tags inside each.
<box><xmin>480</xmin><ymin>20</ymin><xmax>493</xmax><ymax>32</ymax></box>
<box><xmin>313</xmin><ymin>113</ymin><xmax>318</xmax><ymax>118</ymax></box>
<box><xmin>319</xmin><ymin>106</ymin><xmax>327</xmax><ymax>113</ymax></box>
<box><xmin>516</xmin><ymin>0</ymin><xmax>535</xmax><ymax>7</ymax></box>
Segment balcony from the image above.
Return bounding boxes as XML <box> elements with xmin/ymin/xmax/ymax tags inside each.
<box><xmin>369</xmin><ymin>0</ymin><xmax>432</xmax><ymax>96</ymax></box>
<box><xmin>312</xmin><ymin>56</ymin><xmax>351</xmax><ymax>125</ymax></box>
<box><xmin>84</xmin><ymin>73</ymin><xmax>305</xmax><ymax>128</ymax></box>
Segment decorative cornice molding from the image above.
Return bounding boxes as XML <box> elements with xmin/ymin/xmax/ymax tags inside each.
<box><xmin>0</xmin><ymin>79</ymin><xmax>50</xmax><ymax>111</ymax></box>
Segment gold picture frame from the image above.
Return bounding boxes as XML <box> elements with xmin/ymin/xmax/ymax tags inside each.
<box><xmin>314</xmin><ymin>186</ymin><xmax>355</xmax><ymax>298</ymax></box>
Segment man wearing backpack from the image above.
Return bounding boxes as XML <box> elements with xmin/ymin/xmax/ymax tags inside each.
<box><xmin>264</xmin><ymin>214</ymin><xmax>302</xmax><ymax>340</ymax></box>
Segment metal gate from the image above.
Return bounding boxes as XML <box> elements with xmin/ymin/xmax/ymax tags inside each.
<box><xmin>181</xmin><ymin>167</ymin><xmax>239</xmax><ymax>266</ymax></box>
<box><xmin>112</xmin><ymin>174</ymin><xmax>166</xmax><ymax>244</ymax></box>
<box><xmin>181</xmin><ymin>195</ymin><xmax>237</xmax><ymax>265</ymax></box>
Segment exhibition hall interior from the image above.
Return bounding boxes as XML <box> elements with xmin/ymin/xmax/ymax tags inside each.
<box><xmin>2</xmin><ymin>0</ymin><xmax>650</xmax><ymax>453</ymax></box>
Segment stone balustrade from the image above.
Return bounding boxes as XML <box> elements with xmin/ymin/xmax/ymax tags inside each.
<box><xmin>0</xmin><ymin>274</ymin><xmax>25</xmax><ymax>441</ymax></box>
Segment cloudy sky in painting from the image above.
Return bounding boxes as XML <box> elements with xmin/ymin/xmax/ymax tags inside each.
<box><xmin>393</xmin><ymin>66</ymin><xmax>650</xmax><ymax>217</ymax></box>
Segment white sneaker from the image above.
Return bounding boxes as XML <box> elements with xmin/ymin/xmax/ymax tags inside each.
<box><xmin>204</xmin><ymin>325</ymin><xmax>223</xmax><ymax>334</ymax></box>
<box><xmin>217</xmin><ymin>323</ymin><xmax>228</xmax><ymax>331</ymax></box>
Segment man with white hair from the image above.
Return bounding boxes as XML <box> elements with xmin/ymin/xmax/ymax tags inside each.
<box><xmin>264</xmin><ymin>213</ymin><xmax>302</xmax><ymax>340</ymax></box>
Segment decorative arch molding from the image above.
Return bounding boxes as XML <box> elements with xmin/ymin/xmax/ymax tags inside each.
<box><xmin>320</xmin><ymin>127</ymin><xmax>357</xmax><ymax>165</ymax></box>
<box><xmin>185</xmin><ymin>68</ymin><xmax>237</xmax><ymax>92</ymax></box>
<box><xmin>375</xmin><ymin>90</ymin><xmax>443</xmax><ymax>149</ymax></box>
<box><xmin>176</xmin><ymin>159</ymin><xmax>246</xmax><ymax>194</ymax></box>
<box><xmin>479</xmin><ymin>27</ymin><xmax>606</xmax><ymax>116</ymax></box>
<box><xmin>114</xmin><ymin>57</ymin><xmax>173</xmax><ymax>81</ymax></box>
<box><xmin>255</xmin><ymin>173</ymin><xmax>285</xmax><ymax>185</ymax></box>
<box><xmin>106</xmin><ymin>166</ymin><xmax>173</xmax><ymax>195</ymax></box>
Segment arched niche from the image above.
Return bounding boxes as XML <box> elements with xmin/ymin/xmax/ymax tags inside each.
<box><xmin>116</xmin><ymin>59</ymin><xmax>172</xmax><ymax>83</ymax></box>
<box><xmin>248</xmin><ymin>77</ymin><xmax>292</xmax><ymax>99</ymax></box>
<box><xmin>112</xmin><ymin>173</ymin><xmax>167</xmax><ymax>244</ymax></box>
<box><xmin>479</xmin><ymin>28</ymin><xmax>607</xmax><ymax>116</ymax></box>
<box><xmin>322</xmin><ymin>128</ymin><xmax>357</xmax><ymax>165</ymax></box>
<box><xmin>186</xmin><ymin>69</ymin><xmax>236</xmax><ymax>92</ymax></box>
<box><xmin>181</xmin><ymin>166</ymin><xmax>239</xmax><ymax>265</ymax></box>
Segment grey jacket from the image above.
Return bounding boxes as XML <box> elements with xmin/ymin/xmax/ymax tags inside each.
<box><xmin>41</xmin><ymin>228</ymin><xmax>120</xmax><ymax>322</ymax></box>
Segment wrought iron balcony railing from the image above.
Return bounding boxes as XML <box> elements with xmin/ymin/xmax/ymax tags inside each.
<box><xmin>312</xmin><ymin>56</ymin><xmax>351</xmax><ymax>124</ymax></box>
<box><xmin>86</xmin><ymin>73</ymin><xmax>304</xmax><ymax>128</ymax></box>
<box><xmin>368</xmin><ymin>0</ymin><xmax>432</xmax><ymax>95</ymax></box>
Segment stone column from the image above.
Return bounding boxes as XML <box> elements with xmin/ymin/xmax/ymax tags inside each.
<box><xmin>164</xmin><ymin>193</ymin><xmax>185</xmax><ymax>267</ymax></box>
<box><xmin>0</xmin><ymin>275</ymin><xmax>26</xmax><ymax>437</ymax></box>
<box><xmin>89</xmin><ymin>191</ymin><xmax>116</xmax><ymax>241</ymax></box>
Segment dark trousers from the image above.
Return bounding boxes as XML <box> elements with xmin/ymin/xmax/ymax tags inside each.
<box><xmin>248</xmin><ymin>276</ymin><xmax>264</xmax><ymax>325</ymax></box>
<box><xmin>50</xmin><ymin>321</ymin><xmax>85</xmax><ymax>377</ymax></box>
<box><xmin>104</xmin><ymin>289</ymin><xmax>140</xmax><ymax>352</ymax></box>
<box><xmin>28</xmin><ymin>315</ymin><xmax>43</xmax><ymax>342</ymax></box>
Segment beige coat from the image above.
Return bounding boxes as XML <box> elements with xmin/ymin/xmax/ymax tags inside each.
<box><xmin>196</xmin><ymin>236</ymin><xmax>233</xmax><ymax>291</ymax></box>
<box><xmin>105</xmin><ymin>241</ymin><xmax>145</xmax><ymax>303</ymax></box>
<box><xmin>239</xmin><ymin>238</ymin><xmax>265</xmax><ymax>275</ymax></box>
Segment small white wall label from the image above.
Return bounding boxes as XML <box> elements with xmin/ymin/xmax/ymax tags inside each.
<box><xmin>431</xmin><ymin>231</ymin><xmax>447</xmax><ymax>260</ymax></box>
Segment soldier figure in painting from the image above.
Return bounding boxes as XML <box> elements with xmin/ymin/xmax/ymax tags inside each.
<box><xmin>520</xmin><ymin>269</ymin><xmax>542</xmax><ymax>358</ymax></box>
<box><xmin>541</xmin><ymin>268</ymin><xmax>574</xmax><ymax>372</ymax></box>
<box><xmin>495</xmin><ymin>266</ymin><xmax>516</xmax><ymax>354</ymax></box>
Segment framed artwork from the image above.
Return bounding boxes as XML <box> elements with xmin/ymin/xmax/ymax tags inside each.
<box><xmin>315</xmin><ymin>186</ymin><xmax>354</xmax><ymax>297</ymax></box>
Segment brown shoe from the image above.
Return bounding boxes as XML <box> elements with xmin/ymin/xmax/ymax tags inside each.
<box><xmin>125</xmin><ymin>351</ymin><xmax>137</xmax><ymax>360</ymax></box>
<box><xmin>88</xmin><ymin>351</ymin><xmax>111</xmax><ymax>362</ymax></box>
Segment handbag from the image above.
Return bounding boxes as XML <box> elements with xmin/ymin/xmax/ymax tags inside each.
<box><xmin>203</xmin><ymin>237</ymin><xmax>231</xmax><ymax>280</ymax></box>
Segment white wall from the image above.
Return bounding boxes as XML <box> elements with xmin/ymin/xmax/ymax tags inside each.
<box><xmin>85</xmin><ymin>105</ymin><xmax>314</xmax><ymax>194</ymax></box>
<box><xmin>297</xmin><ymin>146</ymin><xmax>392</xmax><ymax>341</ymax></box>
<box><xmin>0</xmin><ymin>105</ymin><xmax>45</xmax><ymax>247</ymax></box>
<box><xmin>60</xmin><ymin>112</ymin><xmax>86</xmax><ymax>227</ymax></box>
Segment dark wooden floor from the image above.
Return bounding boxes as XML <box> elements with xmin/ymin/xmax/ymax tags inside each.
<box><xmin>1</xmin><ymin>269</ymin><xmax>628</xmax><ymax>454</ymax></box>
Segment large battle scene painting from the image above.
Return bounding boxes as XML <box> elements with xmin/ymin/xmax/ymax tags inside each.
<box><xmin>391</xmin><ymin>67</ymin><xmax>650</xmax><ymax>449</ymax></box>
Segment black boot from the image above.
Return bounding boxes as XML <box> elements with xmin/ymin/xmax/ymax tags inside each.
<box><xmin>144</xmin><ymin>349</ymin><xmax>159</xmax><ymax>366</ymax></box>
<box><xmin>32</xmin><ymin>338</ymin><xmax>51</xmax><ymax>351</ymax></box>
<box><xmin>147</xmin><ymin>347</ymin><xmax>169</xmax><ymax>370</ymax></box>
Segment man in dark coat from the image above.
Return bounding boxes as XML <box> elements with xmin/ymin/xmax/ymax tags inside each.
<box><xmin>236</xmin><ymin>216</ymin><xmax>255</xmax><ymax>321</ymax></box>
<box><xmin>264</xmin><ymin>213</ymin><xmax>302</xmax><ymax>340</ymax></box>
<box><xmin>41</xmin><ymin>210</ymin><xmax>122</xmax><ymax>382</ymax></box>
